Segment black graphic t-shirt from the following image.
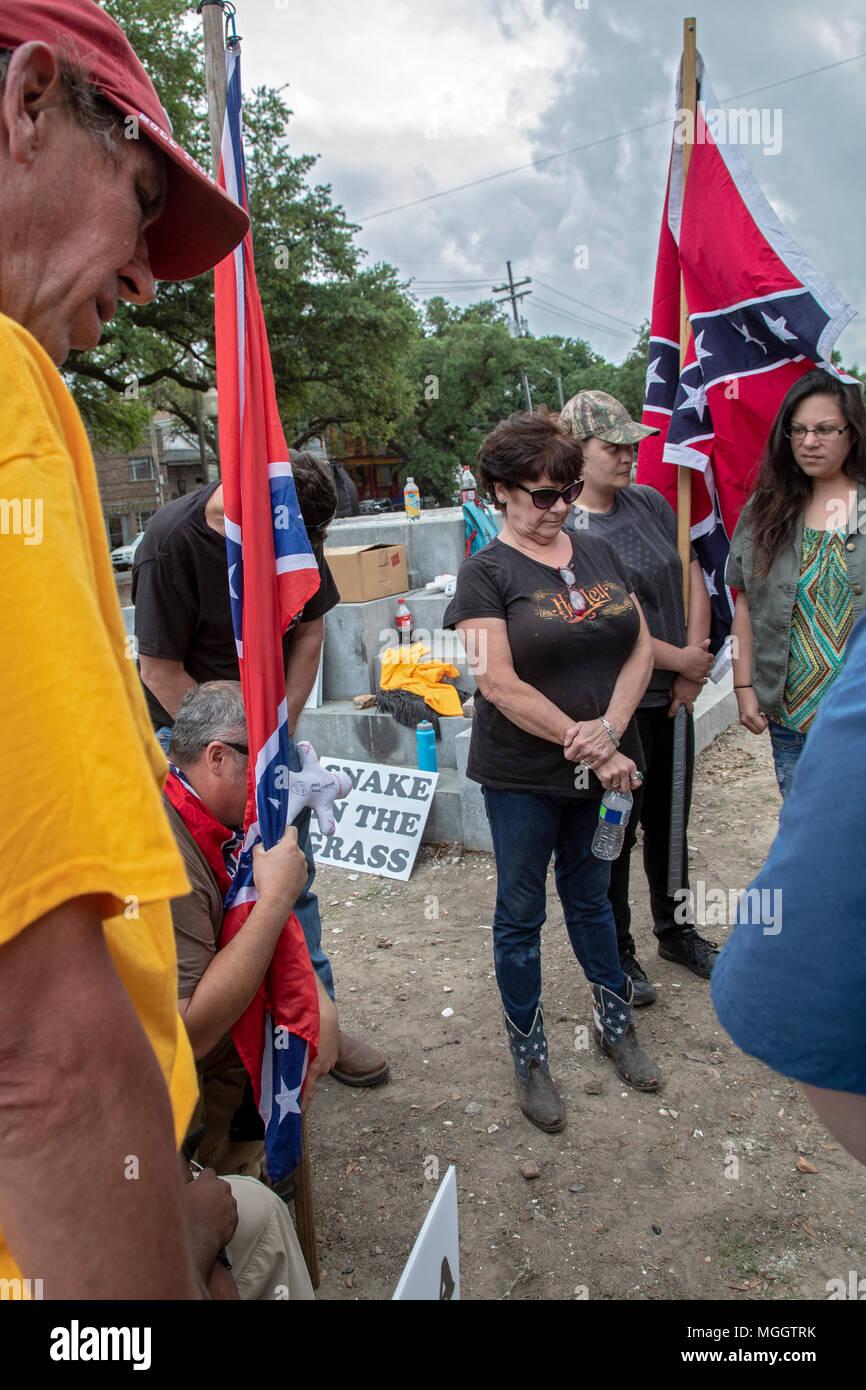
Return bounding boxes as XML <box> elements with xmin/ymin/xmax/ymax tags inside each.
<box><xmin>444</xmin><ymin>535</ymin><xmax>643</xmax><ymax>796</ymax></box>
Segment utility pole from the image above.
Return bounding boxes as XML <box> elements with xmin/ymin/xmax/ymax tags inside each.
<box><xmin>493</xmin><ymin>261</ymin><xmax>533</xmax><ymax>411</ymax></box>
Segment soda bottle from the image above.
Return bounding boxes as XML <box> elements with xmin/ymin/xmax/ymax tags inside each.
<box><xmin>460</xmin><ymin>466</ymin><xmax>477</xmax><ymax>505</ymax></box>
<box><xmin>396</xmin><ymin>596</ymin><xmax>412</xmax><ymax>643</ymax></box>
<box><xmin>403</xmin><ymin>476</ymin><xmax>421</xmax><ymax>521</ymax></box>
<box><xmin>591</xmin><ymin>787</ymin><xmax>632</xmax><ymax>860</ymax></box>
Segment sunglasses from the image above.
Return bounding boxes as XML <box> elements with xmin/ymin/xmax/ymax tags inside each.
<box><xmin>558</xmin><ymin>566</ymin><xmax>587</xmax><ymax>614</ymax></box>
<box><xmin>513</xmin><ymin>480</ymin><xmax>584</xmax><ymax>510</ymax></box>
<box><xmin>218</xmin><ymin>740</ymin><xmax>249</xmax><ymax>757</ymax></box>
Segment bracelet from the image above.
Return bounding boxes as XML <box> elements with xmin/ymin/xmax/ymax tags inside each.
<box><xmin>733</xmin><ymin>684</ymin><xmax>753</xmax><ymax>690</ymax></box>
<box><xmin>599</xmin><ymin>716</ymin><xmax>620</xmax><ymax>748</ymax></box>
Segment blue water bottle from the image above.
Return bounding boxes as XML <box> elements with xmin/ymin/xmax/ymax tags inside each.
<box><xmin>416</xmin><ymin>720</ymin><xmax>437</xmax><ymax>771</ymax></box>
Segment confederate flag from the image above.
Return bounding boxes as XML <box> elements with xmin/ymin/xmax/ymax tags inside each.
<box><xmin>213</xmin><ymin>41</ymin><xmax>322</xmax><ymax>1179</ymax></box>
<box><xmin>638</xmin><ymin>53</ymin><xmax>856</xmax><ymax>650</ymax></box>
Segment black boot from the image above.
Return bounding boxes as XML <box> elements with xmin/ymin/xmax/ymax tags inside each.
<box><xmin>591</xmin><ymin>979</ymin><xmax>661</xmax><ymax>1091</ymax></box>
<box><xmin>657</xmin><ymin>926</ymin><xmax>719</xmax><ymax>978</ymax></box>
<box><xmin>620</xmin><ymin>950</ymin><xmax>657</xmax><ymax>1006</ymax></box>
<box><xmin>504</xmin><ymin>1007</ymin><xmax>565</xmax><ymax>1133</ymax></box>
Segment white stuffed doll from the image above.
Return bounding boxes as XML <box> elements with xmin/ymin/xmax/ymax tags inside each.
<box><xmin>286</xmin><ymin>742</ymin><xmax>351</xmax><ymax>835</ymax></box>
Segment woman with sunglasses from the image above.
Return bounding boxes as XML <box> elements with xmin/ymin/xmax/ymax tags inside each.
<box><xmin>727</xmin><ymin>368</ymin><xmax>866</xmax><ymax>797</ymax></box>
<box><xmin>560</xmin><ymin>390</ymin><xmax>717</xmax><ymax>1006</ymax></box>
<box><xmin>444</xmin><ymin>410</ymin><xmax>660</xmax><ymax>1133</ymax></box>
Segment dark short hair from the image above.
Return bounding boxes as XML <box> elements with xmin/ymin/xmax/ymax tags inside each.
<box><xmin>289</xmin><ymin>450</ymin><xmax>338</xmax><ymax>530</ymax></box>
<box><xmin>477</xmin><ymin>409</ymin><xmax>583</xmax><ymax>504</ymax></box>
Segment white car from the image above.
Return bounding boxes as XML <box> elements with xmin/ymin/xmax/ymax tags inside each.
<box><xmin>111</xmin><ymin>532</ymin><xmax>145</xmax><ymax>571</ymax></box>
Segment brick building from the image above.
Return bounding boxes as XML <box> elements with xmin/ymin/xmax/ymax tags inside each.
<box><xmin>93</xmin><ymin>414</ymin><xmax>217</xmax><ymax>548</ymax></box>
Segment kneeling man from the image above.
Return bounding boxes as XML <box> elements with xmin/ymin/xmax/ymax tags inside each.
<box><xmin>164</xmin><ymin>681</ymin><xmax>339</xmax><ymax>1176</ymax></box>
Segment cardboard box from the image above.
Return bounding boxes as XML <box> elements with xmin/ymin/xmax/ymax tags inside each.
<box><xmin>324</xmin><ymin>542</ymin><xmax>409</xmax><ymax>603</ymax></box>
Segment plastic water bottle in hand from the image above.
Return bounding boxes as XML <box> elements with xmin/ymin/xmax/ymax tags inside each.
<box><xmin>591</xmin><ymin>788</ymin><xmax>632</xmax><ymax>860</ymax></box>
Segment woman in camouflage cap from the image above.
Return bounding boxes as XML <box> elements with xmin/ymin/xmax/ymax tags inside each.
<box><xmin>561</xmin><ymin>391</ymin><xmax>718</xmax><ymax>1002</ymax></box>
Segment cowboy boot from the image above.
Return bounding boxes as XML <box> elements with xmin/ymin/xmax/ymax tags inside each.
<box><xmin>504</xmin><ymin>1006</ymin><xmax>565</xmax><ymax>1132</ymax></box>
<box><xmin>591</xmin><ymin>979</ymin><xmax>662</xmax><ymax>1092</ymax></box>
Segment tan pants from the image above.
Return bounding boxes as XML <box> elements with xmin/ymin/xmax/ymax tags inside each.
<box><xmin>225</xmin><ymin>1176</ymin><xmax>315</xmax><ymax>1301</ymax></box>
<box><xmin>191</xmin><ymin>1043</ymin><xmax>266</xmax><ymax>1179</ymax></box>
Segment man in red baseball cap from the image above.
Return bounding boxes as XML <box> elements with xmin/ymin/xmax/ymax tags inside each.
<box><xmin>0</xmin><ymin>1</ymin><xmax>249</xmax><ymax>1297</ymax></box>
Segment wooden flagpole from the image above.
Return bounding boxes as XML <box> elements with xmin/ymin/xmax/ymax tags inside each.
<box><xmin>196</xmin><ymin>0</ymin><xmax>320</xmax><ymax>1292</ymax></box>
<box><xmin>198</xmin><ymin>0</ymin><xmax>229</xmax><ymax>178</ymax></box>
<box><xmin>678</xmin><ymin>16</ymin><xmax>697</xmax><ymax>614</ymax></box>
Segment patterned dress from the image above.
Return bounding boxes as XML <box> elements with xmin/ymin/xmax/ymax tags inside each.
<box><xmin>780</xmin><ymin>525</ymin><xmax>854</xmax><ymax>732</ymax></box>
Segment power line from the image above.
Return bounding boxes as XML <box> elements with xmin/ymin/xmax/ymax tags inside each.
<box><xmin>358</xmin><ymin>51</ymin><xmax>866</xmax><ymax>223</ymax></box>
<box><xmin>530</xmin><ymin>276</ymin><xmax>640</xmax><ymax>331</ymax></box>
<box><xmin>530</xmin><ymin>297</ymin><xmax>634</xmax><ymax>340</ymax></box>
<box><xmin>405</xmin><ymin>267</ymin><xmax>643</xmax><ymax>334</ymax></box>
<box><xmin>527</xmin><ymin>268</ymin><xmax>649</xmax><ymax>321</ymax></box>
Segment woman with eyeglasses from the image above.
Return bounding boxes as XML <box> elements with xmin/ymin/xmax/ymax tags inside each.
<box><xmin>443</xmin><ymin>410</ymin><xmax>660</xmax><ymax>1133</ymax></box>
<box><xmin>727</xmin><ymin>369</ymin><xmax>866</xmax><ymax>798</ymax></box>
<box><xmin>560</xmin><ymin>390</ymin><xmax>717</xmax><ymax>1006</ymax></box>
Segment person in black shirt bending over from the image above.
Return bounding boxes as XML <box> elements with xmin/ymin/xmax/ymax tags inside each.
<box><xmin>444</xmin><ymin>411</ymin><xmax>660</xmax><ymax>1133</ymax></box>
<box><xmin>133</xmin><ymin>451</ymin><xmax>389</xmax><ymax>1091</ymax></box>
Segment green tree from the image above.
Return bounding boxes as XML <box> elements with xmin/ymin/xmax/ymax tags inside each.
<box><xmin>390</xmin><ymin>298</ymin><xmax>649</xmax><ymax>500</ymax></box>
<box><xmin>390</xmin><ymin>299</ymin><xmax>524</xmax><ymax>500</ymax></box>
<box><xmin>66</xmin><ymin>1</ymin><xmax>417</xmax><ymax>454</ymax></box>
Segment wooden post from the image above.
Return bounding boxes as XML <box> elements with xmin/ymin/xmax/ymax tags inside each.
<box><xmin>678</xmin><ymin>16</ymin><xmax>697</xmax><ymax>615</ymax></box>
<box><xmin>199</xmin><ymin>0</ymin><xmax>228</xmax><ymax>178</ymax></box>
<box><xmin>292</xmin><ymin>1115</ymin><xmax>321</xmax><ymax>1289</ymax></box>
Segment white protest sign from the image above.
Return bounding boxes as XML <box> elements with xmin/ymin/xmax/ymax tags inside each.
<box><xmin>393</xmin><ymin>1165</ymin><xmax>459</xmax><ymax>1301</ymax></box>
<box><xmin>308</xmin><ymin>757</ymin><xmax>438</xmax><ymax>881</ymax></box>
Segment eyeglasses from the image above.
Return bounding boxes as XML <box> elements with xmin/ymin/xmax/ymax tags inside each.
<box><xmin>785</xmin><ymin>423</ymin><xmax>849</xmax><ymax>441</ymax></box>
<box><xmin>558</xmin><ymin>566</ymin><xmax>587</xmax><ymax>614</ymax></box>
<box><xmin>513</xmin><ymin>480</ymin><xmax>584</xmax><ymax>510</ymax></box>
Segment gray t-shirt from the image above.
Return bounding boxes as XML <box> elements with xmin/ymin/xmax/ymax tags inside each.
<box><xmin>564</xmin><ymin>485</ymin><xmax>688</xmax><ymax>708</ymax></box>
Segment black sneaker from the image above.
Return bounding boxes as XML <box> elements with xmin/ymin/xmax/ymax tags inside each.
<box><xmin>657</xmin><ymin>927</ymin><xmax>719</xmax><ymax>979</ymax></box>
<box><xmin>620</xmin><ymin>951</ymin><xmax>657</xmax><ymax>1007</ymax></box>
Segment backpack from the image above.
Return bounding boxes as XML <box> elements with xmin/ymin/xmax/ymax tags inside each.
<box><xmin>463</xmin><ymin>498</ymin><xmax>501</xmax><ymax>557</ymax></box>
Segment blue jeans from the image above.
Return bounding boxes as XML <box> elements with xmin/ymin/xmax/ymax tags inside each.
<box><xmin>482</xmin><ymin>788</ymin><xmax>627</xmax><ymax>1034</ymax></box>
<box><xmin>158</xmin><ymin>725</ymin><xmax>334</xmax><ymax>999</ymax></box>
<box><xmin>768</xmin><ymin>721</ymin><xmax>807</xmax><ymax>801</ymax></box>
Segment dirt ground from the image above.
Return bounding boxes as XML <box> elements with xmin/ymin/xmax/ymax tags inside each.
<box><xmin>303</xmin><ymin>723</ymin><xmax>864</xmax><ymax>1302</ymax></box>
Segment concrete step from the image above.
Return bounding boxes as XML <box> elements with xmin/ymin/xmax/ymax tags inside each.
<box><xmin>296</xmin><ymin>700</ymin><xmax>472</xmax><ymax>770</ymax></box>
<box><xmin>321</xmin><ymin>587</ymin><xmax>476</xmax><ymax>701</ymax></box>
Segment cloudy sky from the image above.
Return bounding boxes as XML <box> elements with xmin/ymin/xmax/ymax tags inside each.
<box><xmin>234</xmin><ymin>0</ymin><xmax>866</xmax><ymax>366</ymax></box>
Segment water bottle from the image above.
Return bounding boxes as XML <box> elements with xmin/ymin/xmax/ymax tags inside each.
<box><xmin>403</xmin><ymin>476</ymin><xmax>421</xmax><ymax>521</ymax></box>
<box><xmin>460</xmin><ymin>466</ymin><xmax>477</xmax><ymax>504</ymax></box>
<box><xmin>591</xmin><ymin>788</ymin><xmax>632</xmax><ymax>860</ymax></box>
<box><xmin>416</xmin><ymin>720</ymin><xmax>437</xmax><ymax>771</ymax></box>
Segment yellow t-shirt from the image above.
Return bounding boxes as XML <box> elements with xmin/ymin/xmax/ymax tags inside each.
<box><xmin>0</xmin><ymin>313</ymin><xmax>198</xmax><ymax>1283</ymax></box>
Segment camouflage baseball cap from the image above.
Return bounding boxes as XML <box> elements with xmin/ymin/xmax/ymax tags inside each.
<box><xmin>560</xmin><ymin>390</ymin><xmax>660</xmax><ymax>444</ymax></box>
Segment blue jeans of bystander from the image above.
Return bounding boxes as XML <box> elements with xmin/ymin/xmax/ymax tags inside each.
<box><xmin>767</xmin><ymin>720</ymin><xmax>807</xmax><ymax>801</ymax></box>
<box><xmin>482</xmin><ymin>787</ymin><xmax>627</xmax><ymax>1034</ymax></box>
